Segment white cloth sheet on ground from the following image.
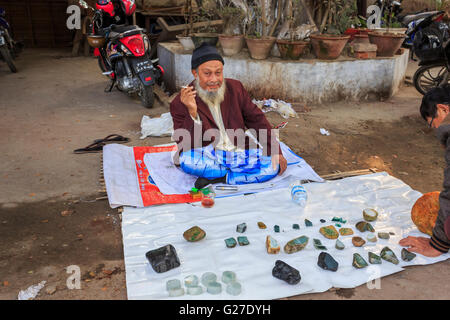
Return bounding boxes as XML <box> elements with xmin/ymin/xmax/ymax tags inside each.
<box><xmin>143</xmin><ymin>142</ymin><xmax>323</xmax><ymax>196</ymax></box>
<box><xmin>121</xmin><ymin>172</ymin><xmax>449</xmax><ymax>300</ymax></box>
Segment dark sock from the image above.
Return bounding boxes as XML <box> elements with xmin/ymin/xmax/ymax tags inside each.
<box><xmin>195</xmin><ymin>176</ymin><xmax>226</xmax><ymax>189</ymax></box>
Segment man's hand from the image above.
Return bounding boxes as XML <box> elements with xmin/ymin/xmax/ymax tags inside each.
<box><xmin>180</xmin><ymin>86</ymin><xmax>198</xmax><ymax>118</ymax></box>
<box><xmin>272</xmin><ymin>153</ymin><xmax>287</xmax><ymax>175</ymax></box>
<box><xmin>399</xmin><ymin>236</ymin><xmax>443</xmax><ymax>257</ymax></box>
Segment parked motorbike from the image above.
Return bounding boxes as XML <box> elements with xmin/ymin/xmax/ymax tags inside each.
<box><xmin>0</xmin><ymin>7</ymin><xmax>23</xmax><ymax>73</ymax></box>
<box><xmin>80</xmin><ymin>0</ymin><xmax>163</xmax><ymax>108</ymax></box>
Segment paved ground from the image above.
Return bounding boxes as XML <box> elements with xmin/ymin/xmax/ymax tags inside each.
<box><xmin>0</xmin><ymin>48</ymin><xmax>448</xmax><ymax>300</ymax></box>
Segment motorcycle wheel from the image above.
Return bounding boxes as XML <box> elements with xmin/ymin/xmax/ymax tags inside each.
<box><xmin>0</xmin><ymin>46</ymin><xmax>17</xmax><ymax>73</ymax></box>
<box><xmin>139</xmin><ymin>83</ymin><xmax>154</xmax><ymax>108</ymax></box>
<box><xmin>413</xmin><ymin>63</ymin><xmax>449</xmax><ymax>95</ymax></box>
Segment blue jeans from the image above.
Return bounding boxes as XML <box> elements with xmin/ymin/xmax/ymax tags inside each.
<box><xmin>179</xmin><ymin>145</ymin><xmax>279</xmax><ymax>185</ymax></box>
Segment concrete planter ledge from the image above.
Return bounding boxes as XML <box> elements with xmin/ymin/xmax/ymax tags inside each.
<box><xmin>158</xmin><ymin>41</ymin><xmax>409</xmax><ymax>104</ymax></box>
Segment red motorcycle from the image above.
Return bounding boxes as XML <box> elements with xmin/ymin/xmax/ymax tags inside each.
<box><xmin>80</xmin><ymin>0</ymin><xmax>163</xmax><ymax>108</ymax></box>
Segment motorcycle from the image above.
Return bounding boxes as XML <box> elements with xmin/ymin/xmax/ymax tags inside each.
<box><xmin>80</xmin><ymin>0</ymin><xmax>163</xmax><ymax>108</ymax></box>
<box><xmin>0</xmin><ymin>7</ymin><xmax>23</xmax><ymax>73</ymax></box>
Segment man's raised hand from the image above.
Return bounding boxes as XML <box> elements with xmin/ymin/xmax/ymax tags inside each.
<box><xmin>180</xmin><ymin>86</ymin><xmax>198</xmax><ymax>118</ymax></box>
<box><xmin>399</xmin><ymin>236</ymin><xmax>442</xmax><ymax>257</ymax></box>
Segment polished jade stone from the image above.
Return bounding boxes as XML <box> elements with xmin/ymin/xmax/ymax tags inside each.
<box><xmin>226</xmin><ymin>282</ymin><xmax>242</xmax><ymax>296</ymax></box>
<box><xmin>187</xmin><ymin>286</ymin><xmax>203</xmax><ymax>295</ymax></box>
<box><xmin>368</xmin><ymin>252</ymin><xmax>382</xmax><ymax>264</ymax></box>
<box><xmin>305</xmin><ymin>219</ymin><xmax>313</xmax><ymax>227</ymax></box>
<box><xmin>236</xmin><ymin>223</ymin><xmax>247</xmax><ymax>233</ymax></box>
<box><xmin>378</xmin><ymin>232</ymin><xmax>390</xmax><ymax>239</ymax></box>
<box><xmin>274</xmin><ymin>225</ymin><xmax>280</xmax><ymax>232</ymax></box>
<box><xmin>320</xmin><ymin>219</ymin><xmax>326</xmax><ymax>223</ymax></box>
<box><xmin>166</xmin><ymin>279</ymin><xmax>181</xmax><ymax>291</ymax></box>
<box><xmin>224</xmin><ymin>237</ymin><xmax>237</xmax><ymax>248</ymax></box>
<box><xmin>367</xmin><ymin>233</ymin><xmax>377</xmax><ymax>242</ymax></box>
<box><xmin>168</xmin><ymin>287</ymin><xmax>185</xmax><ymax>297</ymax></box>
<box><xmin>313</xmin><ymin>238</ymin><xmax>327</xmax><ymax>250</ymax></box>
<box><xmin>401</xmin><ymin>248</ymin><xmax>417</xmax><ymax>262</ymax></box>
<box><xmin>237</xmin><ymin>236</ymin><xmax>249</xmax><ymax>246</ymax></box>
<box><xmin>201</xmin><ymin>272</ymin><xmax>217</xmax><ymax>286</ymax></box>
<box><xmin>352</xmin><ymin>253</ymin><xmax>368</xmax><ymax>269</ymax></box>
<box><xmin>206</xmin><ymin>282</ymin><xmax>222</xmax><ymax>295</ymax></box>
<box><xmin>335</xmin><ymin>239</ymin><xmax>345</xmax><ymax>250</ymax></box>
<box><xmin>184</xmin><ymin>275</ymin><xmax>199</xmax><ymax>287</ymax></box>
<box><xmin>292</xmin><ymin>224</ymin><xmax>300</xmax><ymax>230</ymax></box>
<box><xmin>335</xmin><ymin>223</ymin><xmax>341</xmax><ymax>227</ymax></box>
<box><xmin>380</xmin><ymin>246</ymin><xmax>399</xmax><ymax>265</ymax></box>
<box><xmin>221</xmin><ymin>271</ymin><xmax>236</xmax><ymax>284</ymax></box>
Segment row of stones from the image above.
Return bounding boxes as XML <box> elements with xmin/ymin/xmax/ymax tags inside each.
<box><xmin>166</xmin><ymin>271</ymin><xmax>242</xmax><ymax>297</ymax></box>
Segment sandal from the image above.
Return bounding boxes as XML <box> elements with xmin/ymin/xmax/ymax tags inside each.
<box><xmin>73</xmin><ymin>141</ymin><xmax>105</xmax><ymax>154</ymax></box>
<box><xmin>93</xmin><ymin>134</ymin><xmax>130</xmax><ymax>144</ymax></box>
<box><xmin>73</xmin><ymin>134</ymin><xmax>131</xmax><ymax>154</ymax></box>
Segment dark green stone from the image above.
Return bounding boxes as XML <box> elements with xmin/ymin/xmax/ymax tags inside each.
<box><xmin>236</xmin><ymin>223</ymin><xmax>247</xmax><ymax>233</ymax></box>
<box><xmin>401</xmin><ymin>248</ymin><xmax>416</xmax><ymax>262</ymax></box>
<box><xmin>305</xmin><ymin>219</ymin><xmax>313</xmax><ymax>227</ymax></box>
<box><xmin>368</xmin><ymin>252</ymin><xmax>382</xmax><ymax>264</ymax></box>
<box><xmin>237</xmin><ymin>236</ymin><xmax>249</xmax><ymax>246</ymax></box>
<box><xmin>225</xmin><ymin>238</ymin><xmax>237</xmax><ymax>248</ymax></box>
<box><xmin>292</xmin><ymin>224</ymin><xmax>300</xmax><ymax>230</ymax></box>
<box><xmin>352</xmin><ymin>253</ymin><xmax>368</xmax><ymax>268</ymax></box>
<box><xmin>320</xmin><ymin>219</ymin><xmax>326</xmax><ymax>223</ymax></box>
<box><xmin>313</xmin><ymin>238</ymin><xmax>327</xmax><ymax>250</ymax></box>
<box><xmin>274</xmin><ymin>225</ymin><xmax>280</xmax><ymax>233</ymax></box>
<box><xmin>356</xmin><ymin>221</ymin><xmax>375</xmax><ymax>233</ymax></box>
<box><xmin>380</xmin><ymin>246</ymin><xmax>399</xmax><ymax>265</ymax></box>
<box><xmin>317</xmin><ymin>252</ymin><xmax>339</xmax><ymax>271</ymax></box>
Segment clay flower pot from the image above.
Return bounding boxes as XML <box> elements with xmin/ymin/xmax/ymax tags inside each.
<box><xmin>368</xmin><ymin>31</ymin><xmax>406</xmax><ymax>57</ymax></box>
<box><xmin>352</xmin><ymin>34</ymin><xmax>370</xmax><ymax>44</ymax></box>
<box><xmin>276</xmin><ymin>39</ymin><xmax>309</xmax><ymax>60</ymax></box>
<box><xmin>310</xmin><ymin>34</ymin><xmax>350</xmax><ymax>60</ymax></box>
<box><xmin>176</xmin><ymin>34</ymin><xmax>195</xmax><ymax>52</ymax></box>
<box><xmin>191</xmin><ymin>33</ymin><xmax>219</xmax><ymax>49</ymax></box>
<box><xmin>218</xmin><ymin>34</ymin><xmax>245</xmax><ymax>56</ymax></box>
<box><xmin>245</xmin><ymin>36</ymin><xmax>276</xmax><ymax>60</ymax></box>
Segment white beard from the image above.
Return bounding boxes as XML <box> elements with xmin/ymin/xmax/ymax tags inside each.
<box><xmin>194</xmin><ymin>78</ymin><xmax>226</xmax><ymax>107</ymax></box>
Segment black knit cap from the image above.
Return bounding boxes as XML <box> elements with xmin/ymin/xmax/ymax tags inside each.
<box><xmin>191</xmin><ymin>42</ymin><xmax>224</xmax><ymax>70</ymax></box>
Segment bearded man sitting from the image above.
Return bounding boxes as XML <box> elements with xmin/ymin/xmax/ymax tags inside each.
<box><xmin>169</xmin><ymin>43</ymin><xmax>287</xmax><ymax>190</ymax></box>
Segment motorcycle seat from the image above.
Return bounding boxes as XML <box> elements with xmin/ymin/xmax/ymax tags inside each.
<box><xmin>110</xmin><ymin>24</ymin><xmax>139</xmax><ymax>33</ymax></box>
<box><xmin>402</xmin><ymin>11</ymin><xmax>441</xmax><ymax>25</ymax></box>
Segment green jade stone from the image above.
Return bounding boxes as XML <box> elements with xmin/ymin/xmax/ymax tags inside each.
<box><xmin>225</xmin><ymin>237</ymin><xmax>237</xmax><ymax>248</ymax></box>
<box><xmin>353</xmin><ymin>253</ymin><xmax>369</xmax><ymax>269</ymax></box>
<box><xmin>305</xmin><ymin>219</ymin><xmax>313</xmax><ymax>227</ymax></box>
<box><xmin>320</xmin><ymin>219</ymin><xmax>326</xmax><ymax>223</ymax></box>
<box><xmin>335</xmin><ymin>223</ymin><xmax>341</xmax><ymax>227</ymax></box>
<box><xmin>168</xmin><ymin>287</ymin><xmax>185</xmax><ymax>297</ymax></box>
<box><xmin>226</xmin><ymin>282</ymin><xmax>242</xmax><ymax>296</ymax></box>
<box><xmin>201</xmin><ymin>272</ymin><xmax>217</xmax><ymax>286</ymax></box>
<box><xmin>378</xmin><ymin>232</ymin><xmax>390</xmax><ymax>240</ymax></box>
<box><xmin>222</xmin><ymin>271</ymin><xmax>236</xmax><ymax>284</ymax></box>
<box><xmin>184</xmin><ymin>275</ymin><xmax>199</xmax><ymax>287</ymax></box>
<box><xmin>274</xmin><ymin>225</ymin><xmax>280</xmax><ymax>233</ymax></box>
<box><xmin>332</xmin><ymin>217</ymin><xmax>347</xmax><ymax>223</ymax></box>
<box><xmin>183</xmin><ymin>226</ymin><xmax>206</xmax><ymax>242</ymax></box>
<box><xmin>363</xmin><ymin>208</ymin><xmax>378</xmax><ymax>222</ymax></box>
<box><xmin>166</xmin><ymin>279</ymin><xmax>181</xmax><ymax>291</ymax></box>
<box><xmin>237</xmin><ymin>236</ymin><xmax>249</xmax><ymax>246</ymax></box>
<box><xmin>320</xmin><ymin>225</ymin><xmax>339</xmax><ymax>239</ymax></box>
<box><xmin>206</xmin><ymin>282</ymin><xmax>222</xmax><ymax>295</ymax></box>
<box><xmin>236</xmin><ymin>223</ymin><xmax>247</xmax><ymax>233</ymax></box>
<box><xmin>356</xmin><ymin>221</ymin><xmax>375</xmax><ymax>233</ymax></box>
<box><xmin>292</xmin><ymin>224</ymin><xmax>300</xmax><ymax>230</ymax></box>
<box><xmin>313</xmin><ymin>238</ymin><xmax>327</xmax><ymax>250</ymax></box>
<box><xmin>284</xmin><ymin>235</ymin><xmax>309</xmax><ymax>254</ymax></box>
<box><xmin>401</xmin><ymin>248</ymin><xmax>417</xmax><ymax>262</ymax></box>
<box><xmin>368</xmin><ymin>252</ymin><xmax>382</xmax><ymax>264</ymax></box>
<box><xmin>380</xmin><ymin>246</ymin><xmax>399</xmax><ymax>265</ymax></box>
<box><xmin>187</xmin><ymin>286</ymin><xmax>203</xmax><ymax>295</ymax></box>
<box><xmin>335</xmin><ymin>239</ymin><xmax>345</xmax><ymax>250</ymax></box>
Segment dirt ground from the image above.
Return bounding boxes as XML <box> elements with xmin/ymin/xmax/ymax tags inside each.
<box><xmin>0</xmin><ymin>48</ymin><xmax>449</xmax><ymax>300</ymax></box>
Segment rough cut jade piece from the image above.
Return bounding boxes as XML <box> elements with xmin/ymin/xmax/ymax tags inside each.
<box><xmin>401</xmin><ymin>248</ymin><xmax>417</xmax><ymax>262</ymax></box>
<box><xmin>257</xmin><ymin>222</ymin><xmax>267</xmax><ymax>229</ymax></box>
<box><xmin>272</xmin><ymin>260</ymin><xmax>301</xmax><ymax>285</ymax></box>
<box><xmin>352</xmin><ymin>236</ymin><xmax>366</xmax><ymax>247</ymax></box>
<box><xmin>225</xmin><ymin>237</ymin><xmax>237</xmax><ymax>248</ymax></box>
<box><xmin>320</xmin><ymin>225</ymin><xmax>339</xmax><ymax>239</ymax></box>
<box><xmin>368</xmin><ymin>252</ymin><xmax>382</xmax><ymax>264</ymax></box>
<box><xmin>266</xmin><ymin>235</ymin><xmax>281</xmax><ymax>254</ymax></box>
<box><xmin>201</xmin><ymin>272</ymin><xmax>217</xmax><ymax>286</ymax></box>
<box><xmin>356</xmin><ymin>221</ymin><xmax>375</xmax><ymax>232</ymax></box>
<box><xmin>366</xmin><ymin>233</ymin><xmax>377</xmax><ymax>242</ymax></box>
<box><xmin>380</xmin><ymin>246</ymin><xmax>399</xmax><ymax>265</ymax></box>
<box><xmin>320</xmin><ymin>219</ymin><xmax>326</xmax><ymax>223</ymax></box>
<box><xmin>305</xmin><ymin>219</ymin><xmax>313</xmax><ymax>227</ymax></box>
<box><xmin>166</xmin><ymin>279</ymin><xmax>181</xmax><ymax>291</ymax></box>
<box><xmin>184</xmin><ymin>275</ymin><xmax>199</xmax><ymax>287</ymax></box>
<box><xmin>313</xmin><ymin>238</ymin><xmax>327</xmax><ymax>250</ymax></box>
<box><xmin>293</xmin><ymin>224</ymin><xmax>300</xmax><ymax>230</ymax></box>
<box><xmin>183</xmin><ymin>226</ymin><xmax>206</xmax><ymax>242</ymax></box>
<box><xmin>145</xmin><ymin>244</ymin><xmax>181</xmax><ymax>273</ymax></box>
<box><xmin>222</xmin><ymin>271</ymin><xmax>236</xmax><ymax>284</ymax></box>
<box><xmin>274</xmin><ymin>225</ymin><xmax>280</xmax><ymax>233</ymax></box>
<box><xmin>317</xmin><ymin>252</ymin><xmax>339</xmax><ymax>271</ymax></box>
<box><xmin>187</xmin><ymin>286</ymin><xmax>203</xmax><ymax>295</ymax></box>
<box><xmin>226</xmin><ymin>282</ymin><xmax>242</xmax><ymax>296</ymax></box>
<box><xmin>207</xmin><ymin>282</ymin><xmax>222</xmax><ymax>294</ymax></box>
<box><xmin>335</xmin><ymin>223</ymin><xmax>341</xmax><ymax>227</ymax></box>
<box><xmin>363</xmin><ymin>208</ymin><xmax>378</xmax><ymax>222</ymax></box>
<box><xmin>335</xmin><ymin>239</ymin><xmax>345</xmax><ymax>250</ymax></box>
<box><xmin>168</xmin><ymin>287</ymin><xmax>185</xmax><ymax>297</ymax></box>
<box><xmin>339</xmin><ymin>228</ymin><xmax>354</xmax><ymax>236</ymax></box>
<box><xmin>237</xmin><ymin>236</ymin><xmax>249</xmax><ymax>246</ymax></box>
<box><xmin>332</xmin><ymin>217</ymin><xmax>347</xmax><ymax>224</ymax></box>
<box><xmin>378</xmin><ymin>232</ymin><xmax>390</xmax><ymax>239</ymax></box>
<box><xmin>236</xmin><ymin>223</ymin><xmax>247</xmax><ymax>233</ymax></box>
<box><xmin>284</xmin><ymin>236</ymin><xmax>309</xmax><ymax>254</ymax></box>
<box><xmin>353</xmin><ymin>253</ymin><xmax>368</xmax><ymax>269</ymax></box>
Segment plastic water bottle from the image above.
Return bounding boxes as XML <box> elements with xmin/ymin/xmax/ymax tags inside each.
<box><xmin>291</xmin><ymin>181</ymin><xmax>308</xmax><ymax>207</ymax></box>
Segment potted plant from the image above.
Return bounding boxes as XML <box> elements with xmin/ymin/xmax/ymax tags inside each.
<box><xmin>243</xmin><ymin>1</ymin><xmax>277</xmax><ymax>60</ymax></box>
<box><xmin>368</xmin><ymin>1</ymin><xmax>406</xmax><ymax>57</ymax></box>
<box><xmin>309</xmin><ymin>0</ymin><xmax>355</xmax><ymax>60</ymax></box>
<box><xmin>190</xmin><ymin>0</ymin><xmax>221</xmax><ymax>48</ymax></box>
<box><xmin>275</xmin><ymin>0</ymin><xmax>309</xmax><ymax>60</ymax></box>
<box><xmin>217</xmin><ymin>1</ymin><xmax>245</xmax><ymax>56</ymax></box>
<box><xmin>177</xmin><ymin>0</ymin><xmax>196</xmax><ymax>52</ymax></box>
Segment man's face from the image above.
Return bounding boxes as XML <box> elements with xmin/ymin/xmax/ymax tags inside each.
<box><xmin>192</xmin><ymin>60</ymin><xmax>223</xmax><ymax>92</ymax></box>
<box><xmin>427</xmin><ymin>104</ymin><xmax>450</xmax><ymax>128</ymax></box>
